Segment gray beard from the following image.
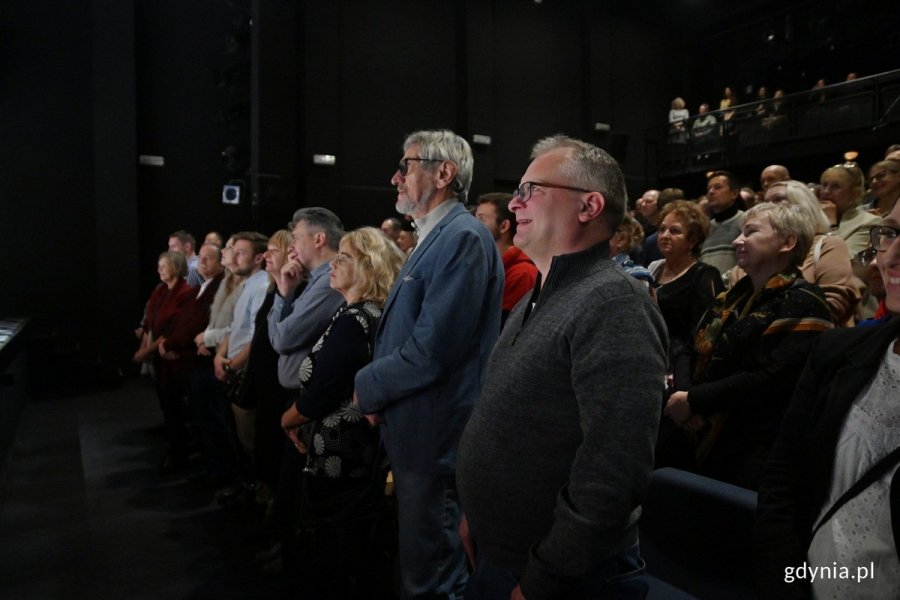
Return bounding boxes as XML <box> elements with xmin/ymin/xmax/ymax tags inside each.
<box><xmin>396</xmin><ymin>186</ymin><xmax>435</xmax><ymax>218</ymax></box>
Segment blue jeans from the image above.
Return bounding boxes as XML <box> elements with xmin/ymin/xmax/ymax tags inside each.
<box><xmin>465</xmin><ymin>542</ymin><xmax>648</xmax><ymax>600</ymax></box>
<box><xmin>392</xmin><ymin>470</ymin><xmax>468</xmax><ymax>599</ymax></box>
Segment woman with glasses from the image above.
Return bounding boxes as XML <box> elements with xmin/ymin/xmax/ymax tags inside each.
<box><xmin>819</xmin><ymin>162</ymin><xmax>881</xmax><ymax>256</ymax></box>
<box><xmin>866</xmin><ymin>159</ymin><xmax>900</xmax><ymax>217</ymax></box>
<box><xmin>756</xmin><ymin>200</ymin><xmax>900</xmax><ymax>600</ymax></box>
<box><xmin>279</xmin><ymin>227</ymin><xmax>404</xmax><ymax>598</ymax></box>
<box><xmin>663</xmin><ymin>202</ymin><xmax>833</xmax><ymax>490</ymax></box>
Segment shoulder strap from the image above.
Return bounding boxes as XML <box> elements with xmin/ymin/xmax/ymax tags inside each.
<box><xmin>813</xmin><ymin>445</ymin><xmax>900</xmax><ymax>538</ymax></box>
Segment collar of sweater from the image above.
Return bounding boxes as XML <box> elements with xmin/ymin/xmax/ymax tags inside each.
<box><xmin>538</xmin><ymin>241</ymin><xmax>611</xmax><ymax>292</ymax></box>
<box><xmin>712</xmin><ymin>202</ymin><xmax>740</xmax><ymax>223</ymax></box>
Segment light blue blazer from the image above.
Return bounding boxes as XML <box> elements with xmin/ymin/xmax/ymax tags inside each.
<box><xmin>355</xmin><ymin>202</ymin><xmax>504</xmax><ymax>474</ymax></box>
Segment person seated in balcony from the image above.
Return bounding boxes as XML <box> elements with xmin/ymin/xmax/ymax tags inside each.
<box><xmin>762</xmin><ymin>89</ymin><xmax>788</xmax><ymax>130</ymax></box>
<box><xmin>754</xmin><ymin>86</ymin><xmax>771</xmax><ymax>118</ymax></box>
<box><xmin>691</xmin><ymin>103</ymin><xmax>718</xmax><ymax>151</ymax></box>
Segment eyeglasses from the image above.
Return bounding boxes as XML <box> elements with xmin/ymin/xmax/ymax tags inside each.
<box><xmin>856</xmin><ymin>246</ymin><xmax>877</xmax><ymax>267</ymax></box>
<box><xmin>512</xmin><ymin>181</ymin><xmax>594</xmax><ymax>203</ymax></box>
<box><xmin>397</xmin><ymin>157</ymin><xmax>442</xmax><ymax>176</ymax></box>
<box><xmin>331</xmin><ymin>253</ymin><xmax>355</xmax><ymax>265</ymax></box>
<box><xmin>870</xmin><ymin>225</ymin><xmax>900</xmax><ymax>252</ymax></box>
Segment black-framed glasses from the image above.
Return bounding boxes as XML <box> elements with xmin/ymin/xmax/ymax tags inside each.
<box><xmin>856</xmin><ymin>246</ymin><xmax>877</xmax><ymax>267</ymax></box>
<box><xmin>870</xmin><ymin>225</ymin><xmax>900</xmax><ymax>252</ymax></box>
<box><xmin>398</xmin><ymin>157</ymin><xmax>442</xmax><ymax>176</ymax></box>
<box><xmin>512</xmin><ymin>181</ymin><xmax>594</xmax><ymax>203</ymax></box>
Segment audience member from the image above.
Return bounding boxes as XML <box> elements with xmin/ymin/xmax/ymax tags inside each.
<box><xmin>760</xmin><ymin>164</ymin><xmax>790</xmax><ymax>192</ymax></box>
<box><xmin>169</xmin><ymin>229</ymin><xmax>203</xmax><ymax>287</ymax></box>
<box><xmin>195</xmin><ymin>242</ymin><xmax>224</xmax><ymax>311</ymax></box>
<box><xmin>754</xmin><ymin>86</ymin><xmax>770</xmax><ymax>118</ymax></box>
<box><xmin>213</xmin><ymin>232</ymin><xmax>270</xmax><ymax>496</ymax></box>
<box><xmin>396</xmin><ymin>228</ymin><xmax>417</xmax><ymax>255</ymax></box>
<box><xmin>353</xmin><ymin>129</ymin><xmax>503</xmax><ymax>598</ymax></box>
<box><xmin>691</xmin><ymin>103</ymin><xmax>718</xmax><ymax>152</ymax></box>
<box><xmin>819</xmin><ymin>162</ymin><xmax>881</xmax><ymax>255</ymax></box>
<box><xmin>266</xmin><ymin>207</ymin><xmax>346</xmax><ymax>582</ymax></box>
<box><xmin>133</xmin><ymin>251</ymin><xmax>200</xmax><ymax>474</ymax></box>
<box><xmin>669</xmin><ymin>97</ymin><xmax>689</xmax><ymax>143</ymax></box>
<box><xmin>476</xmin><ymin>192</ymin><xmax>538</xmax><ymax>327</ymax></box>
<box><xmin>765</xmin><ymin>181</ymin><xmax>862</xmax><ymax>326</ymax></box>
<box><xmin>664</xmin><ymin>202</ymin><xmax>833</xmax><ymax>489</ymax></box>
<box><xmin>380</xmin><ymin>217</ymin><xmax>402</xmax><ymax>244</ymax></box>
<box><xmin>247</xmin><ymin>230</ymin><xmax>293</xmax><ymax>526</ymax></box>
<box><xmin>279</xmin><ymin>227</ymin><xmax>404</xmax><ymax>598</ymax></box>
<box><xmin>865</xmin><ymin>159</ymin><xmax>900</xmax><ymax>216</ymax></box>
<box><xmin>457</xmin><ymin>134</ymin><xmax>667</xmax><ymax>599</ymax></box>
<box><xmin>755</xmin><ymin>199</ymin><xmax>900</xmax><ymax>599</ymax></box>
<box><xmin>205</xmin><ymin>231</ymin><xmax>224</xmax><ymax>248</ymax></box>
<box><xmin>609</xmin><ymin>213</ymin><xmax>654</xmax><ymax>289</ymax></box>
<box><xmin>641</xmin><ymin>187</ymin><xmax>686</xmax><ymax>267</ymax></box>
<box><xmin>699</xmin><ymin>171</ymin><xmax>744</xmax><ymax>276</ymax></box>
<box><xmin>885</xmin><ymin>144</ymin><xmax>900</xmax><ymax>162</ymax></box>
<box><xmin>648</xmin><ymin>200</ymin><xmax>724</xmax><ymax>392</ymax></box>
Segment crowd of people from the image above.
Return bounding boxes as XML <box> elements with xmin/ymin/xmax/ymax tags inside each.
<box><xmin>132</xmin><ymin>129</ymin><xmax>899</xmax><ymax>599</ymax></box>
<box><xmin>668</xmin><ymin>74</ymin><xmax>870</xmax><ymax>148</ymax></box>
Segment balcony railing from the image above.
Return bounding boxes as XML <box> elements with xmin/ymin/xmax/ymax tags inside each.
<box><xmin>646</xmin><ymin>69</ymin><xmax>900</xmax><ymax>177</ymax></box>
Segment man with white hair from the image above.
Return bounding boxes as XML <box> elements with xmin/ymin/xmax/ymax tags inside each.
<box><xmin>354</xmin><ymin>129</ymin><xmax>504</xmax><ymax>598</ymax></box>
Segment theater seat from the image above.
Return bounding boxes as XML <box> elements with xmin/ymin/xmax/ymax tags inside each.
<box><xmin>640</xmin><ymin>467</ymin><xmax>757</xmax><ymax>600</ymax></box>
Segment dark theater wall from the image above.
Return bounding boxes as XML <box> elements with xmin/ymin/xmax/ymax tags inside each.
<box><xmin>2</xmin><ymin>0</ymin><xmax>684</xmax><ymax>379</ymax></box>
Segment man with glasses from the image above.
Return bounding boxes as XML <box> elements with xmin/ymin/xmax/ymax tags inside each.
<box><xmin>353</xmin><ymin>129</ymin><xmax>503</xmax><ymax>599</ymax></box>
<box><xmin>457</xmin><ymin>135</ymin><xmax>667</xmax><ymax>599</ymax></box>
<box><xmin>756</xmin><ymin>193</ymin><xmax>900</xmax><ymax>599</ymax></box>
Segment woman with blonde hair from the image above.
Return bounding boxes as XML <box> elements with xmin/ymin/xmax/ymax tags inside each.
<box><xmin>280</xmin><ymin>226</ymin><xmax>405</xmax><ymax>597</ymax></box>
<box><xmin>669</xmin><ymin>97</ymin><xmax>690</xmax><ymax>143</ymax></box>
<box><xmin>819</xmin><ymin>162</ymin><xmax>881</xmax><ymax>255</ymax></box>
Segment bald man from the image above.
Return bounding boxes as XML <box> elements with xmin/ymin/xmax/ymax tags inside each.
<box><xmin>760</xmin><ymin>165</ymin><xmax>790</xmax><ymax>192</ymax></box>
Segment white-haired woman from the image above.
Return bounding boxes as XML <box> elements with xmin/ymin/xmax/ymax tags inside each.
<box><xmin>765</xmin><ymin>180</ymin><xmax>862</xmax><ymax>325</ymax></box>
<box><xmin>664</xmin><ymin>202</ymin><xmax>833</xmax><ymax>490</ymax></box>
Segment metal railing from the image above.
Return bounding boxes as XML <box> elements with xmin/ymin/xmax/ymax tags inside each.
<box><xmin>646</xmin><ymin>69</ymin><xmax>900</xmax><ymax>176</ymax></box>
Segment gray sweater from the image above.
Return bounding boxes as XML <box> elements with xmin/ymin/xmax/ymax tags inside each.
<box><xmin>457</xmin><ymin>242</ymin><xmax>668</xmax><ymax>599</ymax></box>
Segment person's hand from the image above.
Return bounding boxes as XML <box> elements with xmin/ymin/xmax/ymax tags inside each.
<box><xmin>510</xmin><ymin>585</ymin><xmax>526</xmax><ymax>600</ymax></box>
<box><xmin>196</xmin><ymin>345</ymin><xmax>211</xmax><ymax>357</ymax></box>
<box><xmin>132</xmin><ymin>347</ymin><xmax>147</xmax><ymax>363</ymax></box>
<box><xmin>213</xmin><ymin>355</ymin><xmax>230</xmax><ymax>381</ymax></box>
<box><xmin>277</xmin><ymin>255</ymin><xmax>305</xmax><ymax>297</ymax></box>
<box><xmin>353</xmin><ymin>390</ymin><xmax>383</xmax><ymax>427</ymax></box>
<box><xmin>281</xmin><ymin>404</ymin><xmax>309</xmax><ymax>453</ymax></box>
<box><xmin>134</xmin><ymin>326</ymin><xmax>144</xmax><ymax>339</ymax></box>
<box><xmin>664</xmin><ymin>391</ymin><xmax>692</xmax><ymax>427</ymax></box>
<box><xmin>459</xmin><ymin>514</ymin><xmax>476</xmax><ymax>570</ymax></box>
<box><xmin>818</xmin><ymin>200</ymin><xmax>838</xmax><ymax>226</ymax></box>
<box><xmin>683</xmin><ymin>415</ymin><xmax>708</xmax><ymax>432</ymax></box>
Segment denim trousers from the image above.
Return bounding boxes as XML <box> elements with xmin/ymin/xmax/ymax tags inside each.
<box><xmin>392</xmin><ymin>470</ymin><xmax>469</xmax><ymax>599</ymax></box>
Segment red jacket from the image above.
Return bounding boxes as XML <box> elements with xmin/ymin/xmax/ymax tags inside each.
<box><xmin>502</xmin><ymin>246</ymin><xmax>538</xmax><ymax>312</ymax></box>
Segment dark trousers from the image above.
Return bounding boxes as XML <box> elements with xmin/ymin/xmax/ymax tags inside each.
<box><xmin>465</xmin><ymin>542</ymin><xmax>648</xmax><ymax>600</ymax></box>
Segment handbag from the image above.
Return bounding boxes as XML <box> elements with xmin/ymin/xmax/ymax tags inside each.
<box><xmin>224</xmin><ymin>367</ymin><xmax>254</xmax><ymax>409</ymax></box>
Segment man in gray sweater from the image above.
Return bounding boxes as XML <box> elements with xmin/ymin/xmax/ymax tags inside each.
<box><xmin>457</xmin><ymin>135</ymin><xmax>668</xmax><ymax>600</ymax></box>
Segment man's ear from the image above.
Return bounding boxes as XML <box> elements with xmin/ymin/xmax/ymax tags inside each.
<box><xmin>433</xmin><ymin>160</ymin><xmax>459</xmax><ymax>191</ymax></box>
<box><xmin>578</xmin><ymin>192</ymin><xmax>606</xmax><ymax>223</ymax></box>
<box><xmin>498</xmin><ymin>219</ymin><xmax>511</xmax><ymax>235</ymax></box>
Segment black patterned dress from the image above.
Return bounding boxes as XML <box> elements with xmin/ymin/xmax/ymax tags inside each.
<box><xmin>296</xmin><ymin>300</ymin><xmax>382</xmax><ymax>482</ymax></box>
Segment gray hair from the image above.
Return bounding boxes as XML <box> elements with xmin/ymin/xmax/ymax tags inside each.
<box><xmin>770</xmin><ymin>180</ymin><xmax>832</xmax><ymax>235</ymax></box>
<box><xmin>403</xmin><ymin>130</ymin><xmax>474</xmax><ymax>203</ymax></box>
<box><xmin>531</xmin><ymin>135</ymin><xmax>627</xmax><ymax>233</ymax></box>
<box><xmin>744</xmin><ymin>201</ymin><xmax>814</xmax><ymax>268</ymax></box>
<box><xmin>290</xmin><ymin>207</ymin><xmax>345</xmax><ymax>251</ymax></box>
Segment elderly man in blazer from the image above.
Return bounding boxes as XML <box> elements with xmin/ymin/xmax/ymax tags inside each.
<box><xmin>354</xmin><ymin>130</ymin><xmax>503</xmax><ymax>599</ymax></box>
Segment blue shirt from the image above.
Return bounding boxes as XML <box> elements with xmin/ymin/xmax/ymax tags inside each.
<box><xmin>226</xmin><ymin>269</ymin><xmax>269</xmax><ymax>359</ymax></box>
